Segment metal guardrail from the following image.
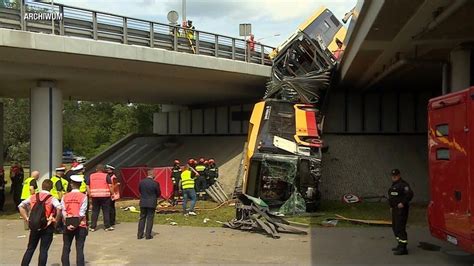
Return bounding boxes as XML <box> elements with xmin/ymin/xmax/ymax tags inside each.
<box><xmin>0</xmin><ymin>1</ymin><xmax>274</xmax><ymax>65</ymax></box>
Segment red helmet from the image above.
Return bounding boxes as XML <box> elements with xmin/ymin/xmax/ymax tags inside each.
<box><xmin>209</xmin><ymin>159</ymin><xmax>215</xmax><ymax>164</ymax></box>
<box><xmin>199</xmin><ymin>158</ymin><xmax>205</xmax><ymax>163</ymax></box>
<box><xmin>174</xmin><ymin>159</ymin><xmax>180</xmax><ymax>165</ymax></box>
<box><xmin>204</xmin><ymin>160</ymin><xmax>209</xmax><ymax>165</ymax></box>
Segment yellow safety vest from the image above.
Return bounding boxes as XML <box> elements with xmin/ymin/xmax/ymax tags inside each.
<box><xmin>76</xmin><ymin>174</ymin><xmax>87</xmax><ymax>193</ymax></box>
<box><xmin>181</xmin><ymin>170</ymin><xmax>195</xmax><ymax>190</ymax></box>
<box><xmin>195</xmin><ymin>165</ymin><xmax>206</xmax><ymax>172</ymax></box>
<box><xmin>50</xmin><ymin>176</ymin><xmax>69</xmax><ymax>199</ymax></box>
<box><xmin>21</xmin><ymin>177</ymin><xmax>38</xmax><ymax>200</ymax></box>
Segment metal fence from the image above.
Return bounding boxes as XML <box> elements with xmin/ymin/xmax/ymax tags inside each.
<box><xmin>0</xmin><ymin>1</ymin><xmax>274</xmax><ymax>65</ymax></box>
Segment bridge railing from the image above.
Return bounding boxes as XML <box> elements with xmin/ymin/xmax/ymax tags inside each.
<box><xmin>0</xmin><ymin>1</ymin><xmax>274</xmax><ymax>65</ymax></box>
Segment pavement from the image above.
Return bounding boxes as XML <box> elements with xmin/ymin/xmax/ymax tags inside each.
<box><xmin>0</xmin><ymin>220</ymin><xmax>473</xmax><ymax>265</ymax></box>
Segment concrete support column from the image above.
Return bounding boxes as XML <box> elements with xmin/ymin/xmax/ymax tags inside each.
<box><xmin>449</xmin><ymin>47</ymin><xmax>472</xmax><ymax>92</ymax></box>
<box><xmin>30</xmin><ymin>81</ymin><xmax>62</xmax><ymax>181</ymax></box>
<box><xmin>0</xmin><ymin>101</ymin><xmax>3</xmax><ymax>167</ymax></box>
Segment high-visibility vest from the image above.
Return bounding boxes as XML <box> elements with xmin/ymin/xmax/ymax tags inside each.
<box><xmin>180</xmin><ymin>170</ymin><xmax>195</xmax><ymax>190</ymax></box>
<box><xmin>75</xmin><ymin>174</ymin><xmax>87</xmax><ymax>193</ymax></box>
<box><xmin>195</xmin><ymin>164</ymin><xmax>206</xmax><ymax>172</ymax></box>
<box><xmin>89</xmin><ymin>172</ymin><xmax>110</xmax><ymax>198</ymax></box>
<box><xmin>30</xmin><ymin>192</ymin><xmax>54</xmax><ymax>218</ymax></box>
<box><xmin>21</xmin><ymin>177</ymin><xmax>38</xmax><ymax>200</ymax></box>
<box><xmin>50</xmin><ymin>175</ymin><xmax>69</xmax><ymax>199</ymax></box>
<box><xmin>62</xmin><ymin>191</ymin><xmax>87</xmax><ymax>228</ymax></box>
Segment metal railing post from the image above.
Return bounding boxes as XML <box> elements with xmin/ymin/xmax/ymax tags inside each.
<box><xmin>150</xmin><ymin>22</ymin><xmax>154</xmax><ymax>48</ymax></box>
<box><xmin>123</xmin><ymin>17</ymin><xmax>128</xmax><ymax>44</ymax></box>
<box><xmin>59</xmin><ymin>5</ymin><xmax>64</xmax><ymax>35</ymax></box>
<box><xmin>195</xmin><ymin>31</ymin><xmax>200</xmax><ymax>54</ymax></box>
<box><xmin>20</xmin><ymin>0</ymin><xmax>25</xmax><ymax>30</ymax></box>
<box><xmin>92</xmin><ymin>11</ymin><xmax>97</xmax><ymax>40</ymax></box>
<box><xmin>214</xmin><ymin>35</ymin><xmax>218</xmax><ymax>57</ymax></box>
<box><xmin>261</xmin><ymin>44</ymin><xmax>265</xmax><ymax>64</ymax></box>
<box><xmin>173</xmin><ymin>27</ymin><xmax>178</xmax><ymax>51</ymax></box>
<box><xmin>232</xmin><ymin>39</ymin><xmax>236</xmax><ymax>60</ymax></box>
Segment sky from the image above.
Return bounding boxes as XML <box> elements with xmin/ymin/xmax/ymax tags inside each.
<box><xmin>53</xmin><ymin>0</ymin><xmax>357</xmax><ymax>47</ymax></box>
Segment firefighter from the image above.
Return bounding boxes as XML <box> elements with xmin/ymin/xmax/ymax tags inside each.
<box><xmin>207</xmin><ymin>158</ymin><xmax>219</xmax><ymax>187</ymax></box>
<box><xmin>171</xmin><ymin>160</ymin><xmax>182</xmax><ymax>204</ymax></box>
<box><xmin>388</xmin><ymin>169</ymin><xmax>413</xmax><ymax>255</ymax></box>
<box><xmin>195</xmin><ymin>158</ymin><xmax>207</xmax><ymax>197</ymax></box>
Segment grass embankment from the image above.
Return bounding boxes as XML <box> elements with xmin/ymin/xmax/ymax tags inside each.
<box><xmin>0</xmin><ymin>195</ymin><xmax>427</xmax><ymax>228</ymax></box>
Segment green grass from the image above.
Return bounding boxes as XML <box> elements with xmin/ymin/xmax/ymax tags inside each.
<box><xmin>116</xmin><ymin>200</ymin><xmax>236</xmax><ymax>227</ymax></box>
<box><xmin>286</xmin><ymin>200</ymin><xmax>428</xmax><ymax>227</ymax></box>
<box><xmin>0</xmin><ymin>195</ymin><xmax>428</xmax><ymax>228</ymax></box>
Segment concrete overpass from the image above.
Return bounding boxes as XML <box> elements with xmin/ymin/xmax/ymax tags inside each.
<box><xmin>320</xmin><ymin>0</ymin><xmax>474</xmax><ymax>201</ymax></box>
<box><xmin>0</xmin><ymin>1</ymin><xmax>273</xmax><ymax>179</ymax></box>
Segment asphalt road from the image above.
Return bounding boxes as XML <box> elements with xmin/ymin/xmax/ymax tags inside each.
<box><xmin>0</xmin><ymin>220</ymin><xmax>472</xmax><ymax>265</ymax></box>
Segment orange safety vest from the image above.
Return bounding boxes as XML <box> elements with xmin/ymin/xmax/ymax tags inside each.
<box><xmin>62</xmin><ymin>191</ymin><xmax>87</xmax><ymax>228</ymax></box>
<box><xmin>30</xmin><ymin>192</ymin><xmax>54</xmax><ymax>219</ymax></box>
<box><xmin>110</xmin><ymin>175</ymin><xmax>120</xmax><ymax>201</ymax></box>
<box><xmin>89</xmin><ymin>172</ymin><xmax>111</xmax><ymax>198</ymax></box>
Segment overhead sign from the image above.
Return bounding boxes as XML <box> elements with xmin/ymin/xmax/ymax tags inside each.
<box><xmin>239</xmin><ymin>23</ymin><xmax>252</xmax><ymax>36</ymax></box>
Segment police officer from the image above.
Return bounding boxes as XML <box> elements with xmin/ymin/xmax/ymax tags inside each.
<box><xmin>388</xmin><ymin>169</ymin><xmax>413</xmax><ymax>255</ymax></box>
<box><xmin>171</xmin><ymin>160</ymin><xmax>182</xmax><ymax>204</ymax></box>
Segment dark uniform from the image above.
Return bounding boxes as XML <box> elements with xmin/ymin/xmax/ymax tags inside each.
<box><xmin>207</xmin><ymin>161</ymin><xmax>219</xmax><ymax>187</ymax></box>
<box><xmin>195</xmin><ymin>162</ymin><xmax>207</xmax><ymax>193</ymax></box>
<box><xmin>171</xmin><ymin>163</ymin><xmax>182</xmax><ymax>203</ymax></box>
<box><xmin>388</xmin><ymin>169</ymin><xmax>413</xmax><ymax>255</ymax></box>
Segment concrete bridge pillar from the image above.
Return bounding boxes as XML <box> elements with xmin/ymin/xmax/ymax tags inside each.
<box><xmin>449</xmin><ymin>47</ymin><xmax>473</xmax><ymax>92</ymax></box>
<box><xmin>30</xmin><ymin>81</ymin><xmax>63</xmax><ymax>181</ymax></box>
<box><xmin>0</xmin><ymin>101</ymin><xmax>3</xmax><ymax>168</ymax></box>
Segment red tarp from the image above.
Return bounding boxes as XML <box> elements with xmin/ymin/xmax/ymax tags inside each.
<box><xmin>120</xmin><ymin>166</ymin><xmax>174</xmax><ymax>199</ymax></box>
<box><xmin>153</xmin><ymin>167</ymin><xmax>173</xmax><ymax>200</ymax></box>
<box><xmin>120</xmin><ymin>167</ymin><xmax>148</xmax><ymax>198</ymax></box>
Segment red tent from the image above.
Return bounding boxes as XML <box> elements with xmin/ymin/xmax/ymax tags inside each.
<box><xmin>153</xmin><ymin>167</ymin><xmax>173</xmax><ymax>200</ymax></box>
<box><xmin>120</xmin><ymin>167</ymin><xmax>147</xmax><ymax>198</ymax></box>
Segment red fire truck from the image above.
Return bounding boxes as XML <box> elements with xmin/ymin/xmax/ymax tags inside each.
<box><xmin>428</xmin><ymin>86</ymin><xmax>474</xmax><ymax>254</ymax></box>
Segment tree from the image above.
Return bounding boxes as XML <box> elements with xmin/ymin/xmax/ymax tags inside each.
<box><xmin>3</xmin><ymin>98</ymin><xmax>30</xmax><ymax>163</ymax></box>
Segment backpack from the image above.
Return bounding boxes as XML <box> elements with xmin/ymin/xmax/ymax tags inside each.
<box><xmin>29</xmin><ymin>194</ymin><xmax>52</xmax><ymax>231</ymax></box>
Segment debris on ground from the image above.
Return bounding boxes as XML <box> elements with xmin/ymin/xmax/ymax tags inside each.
<box><xmin>321</xmin><ymin>219</ymin><xmax>338</xmax><ymax>227</ymax></box>
<box><xmin>288</xmin><ymin>221</ymin><xmax>310</xmax><ymax>228</ymax></box>
<box><xmin>334</xmin><ymin>214</ymin><xmax>391</xmax><ymax>226</ymax></box>
<box><xmin>224</xmin><ymin>194</ymin><xmax>308</xmax><ymax>239</ymax></box>
<box><xmin>342</xmin><ymin>193</ymin><xmax>361</xmax><ymax>204</ymax></box>
<box><xmin>122</xmin><ymin>206</ymin><xmax>140</xmax><ymax>213</ymax></box>
<box><xmin>169</xmin><ymin>222</ymin><xmax>178</xmax><ymax>226</ymax></box>
<box><xmin>205</xmin><ymin>181</ymin><xmax>229</xmax><ymax>204</ymax></box>
<box><xmin>17</xmin><ymin>235</ymin><xmax>26</xmax><ymax>238</ymax></box>
<box><xmin>203</xmin><ymin>218</ymin><xmax>210</xmax><ymax>223</ymax></box>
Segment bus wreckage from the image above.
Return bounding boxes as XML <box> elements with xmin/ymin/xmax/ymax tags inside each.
<box><xmin>239</xmin><ymin>8</ymin><xmax>345</xmax><ymax>214</ymax></box>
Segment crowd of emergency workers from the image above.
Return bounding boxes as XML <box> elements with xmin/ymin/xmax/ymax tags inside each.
<box><xmin>0</xmin><ymin>157</ymin><xmax>219</xmax><ymax>266</ymax></box>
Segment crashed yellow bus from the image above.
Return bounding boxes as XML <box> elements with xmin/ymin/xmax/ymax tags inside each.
<box><xmin>241</xmin><ymin>7</ymin><xmax>346</xmax><ymax>213</ymax></box>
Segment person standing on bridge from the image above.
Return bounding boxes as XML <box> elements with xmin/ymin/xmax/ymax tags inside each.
<box><xmin>137</xmin><ymin>169</ymin><xmax>161</xmax><ymax>240</ymax></box>
<box><xmin>87</xmin><ymin>164</ymin><xmax>114</xmax><ymax>232</ymax></box>
<box><xmin>388</xmin><ymin>169</ymin><xmax>413</xmax><ymax>255</ymax></box>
